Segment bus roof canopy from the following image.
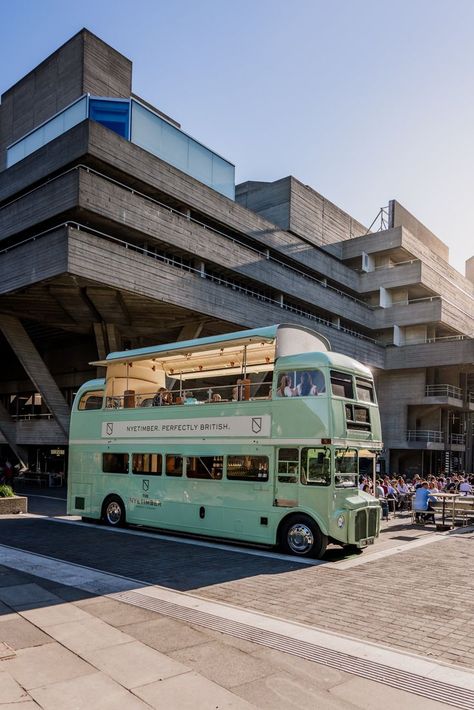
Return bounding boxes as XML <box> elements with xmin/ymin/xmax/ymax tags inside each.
<box><xmin>90</xmin><ymin>324</ymin><xmax>331</xmax><ymax>378</ymax></box>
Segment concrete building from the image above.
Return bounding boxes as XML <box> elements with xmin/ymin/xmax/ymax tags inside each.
<box><xmin>0</xmin><ymin>29</ymin><xmax>473</xmax><ymax>477</ymax></box>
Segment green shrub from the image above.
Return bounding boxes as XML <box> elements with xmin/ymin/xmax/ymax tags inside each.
<box><xmin>0</xmin><ymin>484</ymin><xmax>14</xmax><ymax>498</ymax></box>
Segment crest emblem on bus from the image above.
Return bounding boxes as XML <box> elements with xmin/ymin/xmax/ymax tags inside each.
<box><xmin>106</xmin><ymin>422</ymin><xmax>113</xmax><ymax>436</ymax></box>
<box><xmin>143</xmin><ymin>480</ymin><xmax>149</xmax><ymax>492</ymax></box>
<box><xmin>251</xmin><ymin>417</ymin><xmax>262</xmax><ymax>434</ymax></box>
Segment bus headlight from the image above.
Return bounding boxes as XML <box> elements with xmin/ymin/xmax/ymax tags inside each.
<box><xmin>337</xmin><ymin>515</ymin><xmax>345</xmax><ymax>528</ymax></box>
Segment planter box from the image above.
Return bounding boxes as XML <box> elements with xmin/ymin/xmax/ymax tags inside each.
<box><xmin>0</xmin><ymin>496</ymin><xmax>28</xmax><ymax>515</ymax></box>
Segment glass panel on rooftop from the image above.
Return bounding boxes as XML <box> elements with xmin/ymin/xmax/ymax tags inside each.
<box><xmin>131</xmin><ymin>100</ymin><xmax>235</xmax><ymax>199</ymax></box>
<box><xmin>6</xmin><ymin>96</ymin><xmax>87</xmax><ymax>168</ymax></box>
<box><xmin>89</xmin><ymin>99</ymin><xmax>130</xmax><ymax>139</ymax></box>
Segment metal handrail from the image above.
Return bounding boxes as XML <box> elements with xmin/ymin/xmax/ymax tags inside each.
<box><xmin>11</xmin><ymin>413</ymin><xmax>54</xmax><ymax>421</ymax></box>
<box><xmin>450</xmin><ymin>434</ymin><xmax>466</xmax><ymax>444</ymax></box>
<box><xmin>1</xmin><ymin>218</ymin><xmax>379</xmax><ymax>345</ymax></box>
<box><xmin>373</xmin><ymin>259</ymin><xmax>420</xmax><ymax>271</ymax></box>
<box><xmin>406</xmin><ymin>430</ymin><xmax>443</xmax><ymax>443</ymax></box>
<box><xmin>105</xmin><ymin>381</ymin><xmax>274</xmax><ymax>409</ymax></box>
<box><xmin>0</xmin><ymin>164</ymin><xmax>370</xmax><ymax>310</ymax></box>
<box><xmin>425</xmin><ymin>384</ymin><xmax>462</xmax><ymax>398</ymax></box>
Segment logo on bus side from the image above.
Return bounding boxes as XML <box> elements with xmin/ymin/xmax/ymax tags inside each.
<box><xmin>251</xmin><ymin>417</ymin><xmax>262</xmax><ymax>434</ymax></box>
<box><xmin>106</xmin><ymin>422</ymin><xmax>114</xmax><ymax>436</ymax></box>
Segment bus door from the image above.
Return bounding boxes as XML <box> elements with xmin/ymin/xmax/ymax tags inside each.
<box><xmin>221</xmin><ymin>451</ymin><xmax>274</xmax><ymax>543</ymax></box>
<box><xmin>274</xmin><ymin>448</ymin><xmax>300</xmax><ymax>509</ymax></box>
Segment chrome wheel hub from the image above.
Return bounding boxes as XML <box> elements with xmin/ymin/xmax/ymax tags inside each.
<box><xmin>287</xmin><ymin>523</ymin><xmax>314</xmax><ymax>554</ymax></box>
<box><xmin>106</xmin><ymin>501</ymin><xmax>122</xmax><ymax>525</ymax></box>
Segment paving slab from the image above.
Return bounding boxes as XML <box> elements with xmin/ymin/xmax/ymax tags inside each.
<box><xmin>328</xmin><ymin>675</ymin><xmax>458</xmax><ymax>709</ymax></box>
<box><xmin>0</xmin><ymin>702</ymin><xmax>41</xmax><ymax>709</ymax></box>
<box><xmin>19</xmin><ymin>600</ymin><xmax>90</xmax><ymax>627</ymax></box>
<box><xmin>81</xmin><ymin>639</ymin><xmax>189</xmax><ymax>689</ymax></box>
<box><xmin>121</xmin><ymin>616</ymin><xmax>211</xmax><ymax>653</ymax></box>
<box><xmin>75</xmin><ymin>596</ymin><xmax>160</xmax><ymax>626</ymax></box>
<box><xmin>29</xmin><ymin>670</ymin><xmax>150</xmax><ymax>710</ymax></box>
<box><xmin>170</xmin><ymin>639</ymin><xmax>275</xmax><ymax>689</ymax></box>
<box><xmin>0</xmin><ymin>583</ymin><xmax>61</xmax><ymax>610</ymax></box>
<box><xmin>232</xmin><ymin>672</ymin><xmax>351</xmax><ymax>710</ymax></box>
<box><xmin>133</xmin><ymin>670</ymin><xmax>257</xmax><ymax>709</ymax></box>
<box><xmin>0</xmin><ymin>616</ymin><xmax>51</xmax><ymax>650</ymax></box>
<box><xmin>2</xmin><ymin>641</ymin><xmax>95</xmax><ymax>689</ymax></box>
<box><xmin>43</xmin><ymin>616</ymin><xmax>133</xmax><ymax>653</ymax></box>
<box><xmin>0</xmin><ymin>669</ymin><xmax>30</xmax><ymax>703</ymax></box>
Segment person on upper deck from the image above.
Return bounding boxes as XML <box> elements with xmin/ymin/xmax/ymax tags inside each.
<box><xmin>153</xmin><ymin>388</ymin><xmax>172</xmax><ymax>406</ymax></box>
<box><xmin>296</xmin><ymin>372</ymin><xmax>319</xmax><ymax>396</ymax></box>
<box><xmin>276</xmin><ymin>374</ymin><xmax>294</xmax><ymax>398</ymax></box>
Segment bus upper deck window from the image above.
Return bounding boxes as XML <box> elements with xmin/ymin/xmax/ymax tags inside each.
<box><xmin>330</xmin><ymin>371</ymin><xmax>354</xmax><ymax>399</ymax></box>
<box><xmin>78</xmin><ymin>391</ymin><xmax>103</xmax><ymax>410</ymax></box>
<box><xmin>276</xmin><ymin>370</ymin><xmax>326</xmax><ymax>397</ymax></box>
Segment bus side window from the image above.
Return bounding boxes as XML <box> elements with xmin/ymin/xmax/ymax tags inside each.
<box><xmin>132</xmin><ymin>454</ymin><xmax>162</xmax><ymax>475</ymax></box>
<box><xmin>187</xmin><ymin>456</ymin><xmax>223</xmax><ymax>480</ymax></box>
<box><xmin>227</xmin><ymin>456</ymin><xmax>269</xmax><ymax>482</ymax></box>
<box><xmin>277</xmin><ymin>448</ymin><xmax>299</xmax><ymax>483</ymax></box>
<box><xmin>166</xmin><ymin>455</ymin><xmax>184</xmax><ymax>477</ymax></box>
<box><xmin>301</xmin><ymin>448</ymin><xmax>330</xmax><ymax>486</ymax></box>
<box><xmin>103</xmin><ymin>453</ymin><xmax>129</xmax><ymax>474</ymax></box>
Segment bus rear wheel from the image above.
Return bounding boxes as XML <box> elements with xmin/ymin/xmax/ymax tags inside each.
<box><xmin>102</xmin><ymin>496</ymin><xmax>126</xmax><ymax>527</ymax></box>
<box><xmin>280</xmin><ymin>515</ymin><xmax>327</xmax><ymax>559</ymax></box>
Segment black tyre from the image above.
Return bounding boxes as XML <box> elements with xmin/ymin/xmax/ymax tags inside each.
<box><xmin>280</xmin><ymin>515</ymin><xmax>328</xmax><ymax>558</ymax></box>
<box><xmin>102</xmin><ymin>495</ymin><xmax>126</xmax><ymax>527</ymax></box>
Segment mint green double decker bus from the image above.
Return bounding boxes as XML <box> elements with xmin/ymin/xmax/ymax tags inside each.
<box><xmin>68</xmin><ymin>324</ymin><xmax>382</xmax><ymax>558</ymax></box>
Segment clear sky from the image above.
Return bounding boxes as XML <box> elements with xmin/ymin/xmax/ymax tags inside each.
<box><xmin>1</xmin><ymin>0</ymin><xmax>473</xmax><ymax>275</ymax></box>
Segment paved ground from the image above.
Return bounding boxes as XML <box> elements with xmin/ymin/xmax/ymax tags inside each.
<box><xmin>0</xmin><ymin>562</ymin><xmax>463</xmax><ymax>709</ymax></box>
<box><xmin>0</xmin><ymin>491</ymin><xmax>473</xmax><ymax>708</ymax></box>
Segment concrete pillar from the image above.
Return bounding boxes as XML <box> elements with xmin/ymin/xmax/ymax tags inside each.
<box><xmin>466</xmin><ymin>256</ymin><xmax>474</xmax><ymax>284</ymax></box>
<box><xmin>0</xmin><ymin>401</ymin><xmax>28</xmax><ymax>467</ymax></box>
<box><xmin>0</xmin><ymin>315</ymin><xmax>70</xmax><ymax>438</ymax></box>
<box><xmin>379</xmin><ymin>287</ymin><xmax>392</xmax><ymax>308</ymax></box>
<box><xmin>361</xmin><ymin>251</ymin><xmax>375</xmax><ymax>272</ymax></box>
<box><xmin>393</xmin><ymin>324</ymin><xmax>404</xmax><ymax>346</ymax></box>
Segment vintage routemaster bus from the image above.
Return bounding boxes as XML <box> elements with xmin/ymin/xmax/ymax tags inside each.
<box><xmin>67</xmin><ymin>324</ymin><xmax>382</xmax><ymax>557</ymax></box>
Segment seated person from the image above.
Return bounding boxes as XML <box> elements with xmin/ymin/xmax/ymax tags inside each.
<box><xmin>413</xmin><ymin>482</ymin><xmax>436</xmax><ymax>523</ymax></box>
<box><xmin>296</xmin><ymin>372</ymin><xmax>319</xmax><ymax>396</ymax></box>
<box><xmin>211</xmin><ymin>393</ymin><xmax>222</xmax><ymax>403</ymax></box>
<box><xmin>153</xmin><ymin>388</ymin><xmax>172</xmax><ymax>406</ymax></box>
<box><xmin>184</xmin><ymin>391</ymin><xmax>198</xmax><ymax>404</ymax></box>
<box><xmin>276</xmin><ymin>374</ymin><xmax>294</xmax><ymax>398</ymax></box>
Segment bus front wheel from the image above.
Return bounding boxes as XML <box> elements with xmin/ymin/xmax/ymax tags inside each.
<box><xmin>280</xmin><ymin>515</ymin><xmax>328</xmax><ymax>559</ymax></box>
<box><xmin>102</xmin><ymin>496</ymin><xmax>126</xmax><ymax>527</ymax></box>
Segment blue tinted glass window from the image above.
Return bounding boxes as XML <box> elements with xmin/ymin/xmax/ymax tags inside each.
<box><xmin>89</xmin><ymin>99</ymin><xmax>130</xmax><ymax>139</ymax></box>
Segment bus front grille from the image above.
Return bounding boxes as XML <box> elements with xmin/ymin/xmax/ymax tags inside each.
<box><xmin>355</xmin><ymin>509</ymin><xmax>367</xmax><ymax>541</ymax></box>
<box><xmin>368</xmin><ymin>508</ymin><xmax>378</xmax><ymax>537</ymax></box>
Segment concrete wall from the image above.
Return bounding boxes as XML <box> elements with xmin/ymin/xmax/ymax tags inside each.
<box><xmin>376</xmin><ymin>369</ymin><xmax>426</xmax><ymax>447</ymax></box>
<box><xmin>0</xmin><ymin>29</ymin><xmax>131</xmax><ymax>169</ymax></box>
<box><xmin>389</xmin><ymin>200</ymin><xmax>449</xmax><ymax>262</ymax></box>
<box><xmin>236</xmin><ymin>176</ymin><xmax>367</xmax><ymax>251</ymax></box>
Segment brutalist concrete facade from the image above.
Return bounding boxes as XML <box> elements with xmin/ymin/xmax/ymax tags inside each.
<box><xmin>0</xmin><ymin>29</ymin><xmax>473</xmax><ymax>476</ymax></box>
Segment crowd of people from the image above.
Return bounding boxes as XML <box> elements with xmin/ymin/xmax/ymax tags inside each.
<box><xmin>358</xmin><ymin>473</ymin><xmax>474</xmax><ymax>521</ymax></box>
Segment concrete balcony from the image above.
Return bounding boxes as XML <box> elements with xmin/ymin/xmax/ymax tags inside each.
<box><xmin>373</xmin><ymin>297</ymin><xmax>442</xmax><ymax>329</ymax></box>
<box><xmin>416</xmin><ymin>384</ymin><xmax>466</xmax><ymax>409</ymax></box>
<box><xmin>405</xmin><ymin>430</ymin><xmax>444</xmax><ymax>450</ymax></box>
<box><xmin>359</xmin><ymin>260</ymin><xmax>422</xmax><ymax>293</ymax></box>
<box><xmin>448</xmin><ymin>433</ymin><xmax>466</xmax><ymax>452</ymax></box>
<box><xmin>385</xmin><ymin>337</ymin><xmax>474</xmax><ymax>369</ymax></box>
